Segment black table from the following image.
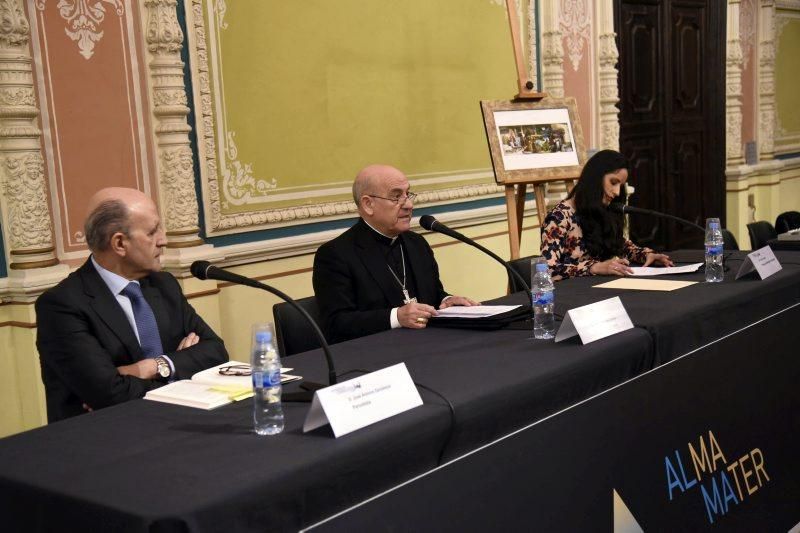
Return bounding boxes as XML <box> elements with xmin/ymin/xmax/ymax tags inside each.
<box><xmin>554</xmin><ymin>250</ymin><xmax>800</xmax><ymax>364</ymax></box>
<box><xmin>0</xmin><ymin>319</ymin><xmax>653</xmax><ymax>532</ymax></box>
<box><xmin>767</xmin><ymin>236</ymin><xmax>800</xmax><ymax>251</ymax></box>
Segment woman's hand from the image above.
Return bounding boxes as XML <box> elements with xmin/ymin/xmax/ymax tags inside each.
<box><xmin>590</xmin><ymin>257</ymin><xmax>633</xmax><ymax>276</ymax></box>
<box><xmin>643</xmin><ymin>252</ymin><xmax>674</xmax><ymax>267</ymax></box>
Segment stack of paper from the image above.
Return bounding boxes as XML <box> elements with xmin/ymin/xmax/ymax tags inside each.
<box><xmin>144</xmin><ymin>361</ymin><xmax>302</xmax><ymax>410</ymax></box>
<box><xmin>435</xmin><ymin>305</ymin><xmax>521</xmax><ymax>319</ymax></box>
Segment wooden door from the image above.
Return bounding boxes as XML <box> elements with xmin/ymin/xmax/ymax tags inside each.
<box><xmin>615</xmin><ymin>0</ymin><xmax>726</xmax><ymax>250</ymax></box>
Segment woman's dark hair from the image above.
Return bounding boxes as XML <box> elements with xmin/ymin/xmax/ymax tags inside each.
<box><xmin>566</xmin><ymin>149</ymin><xmax>628</xmax><ymax>259</ymax></box>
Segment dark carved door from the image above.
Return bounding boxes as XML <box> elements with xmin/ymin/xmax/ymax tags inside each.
<box><xmin>615</xmin><ymin>0</ymin><xmax>726</xmax><ymax>250</ymax></box>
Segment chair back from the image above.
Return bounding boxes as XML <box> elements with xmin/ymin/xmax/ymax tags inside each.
<box><xmin>746</xmin><ymin>221</ymin><xmax>777</xmax><ymax>250</ymax></box>
<box><xmin>508</xmin><ymin>255</ymin><xmax>537</xmax><ymax>292</ymax></box>
<box><xmin>272</xmin><ymin>296</ymin><xmax>322</xmax><ymax>357</ymax></box>
<box><xmin>775</xmin><ymin>211</ymin><xmax>800</xmax><ymax>234</ymax></box>
<box><xmin>721</xmin><ymin>228</ymin><xmax>739</xmax><ymax>251</ymax></box>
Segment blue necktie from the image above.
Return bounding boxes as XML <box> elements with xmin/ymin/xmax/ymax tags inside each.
<box><xmin>121</xmin><ymin>282</ymin><xmax>163</xmax><ymax>359</ymax></box>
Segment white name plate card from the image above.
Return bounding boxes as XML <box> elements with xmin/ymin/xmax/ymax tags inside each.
<box><xmin>735</xmin><ymin>246</ymin><xmax>782</xmax><ymax>280</ymax></box>
<box><xmin>303</xmin><ymin>363</ymin><xmax>423</xmax><ymax>438</ymax></box>
<box><xmin>555</xmin><ymin>296</ymin><xmax>634</xmax><ymax>345</ymax></box>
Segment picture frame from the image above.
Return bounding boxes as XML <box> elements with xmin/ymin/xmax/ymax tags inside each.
<box><xmin>480</xmin><ymin>97</ymin><xmax>587</xmax><ymax>184</ymax></box>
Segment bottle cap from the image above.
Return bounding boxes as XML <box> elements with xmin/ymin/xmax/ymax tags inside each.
<box><xmin>255</xmin><ymin>331</ymin><xmax>272</xmax><ymax>343</ymax></box>
<box><xmin>535</xmin><ymin>263</ymin><xmax>549</xmax><ymax>273</ymax></box>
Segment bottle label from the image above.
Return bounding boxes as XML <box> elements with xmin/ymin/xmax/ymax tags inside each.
<box><xmin>252</xmin><ymin>370</ymin><xmax>280</xmax><ymax>388</ymax></box>
<box><xmin>705</xmin><ymin>244</ymin><xmax>723</xmax><ymax>255</ymax></box>
<box><xmin>534</xmin><ymin>290</ymin><xmax>554</xmax><ymax>305</ymax></box>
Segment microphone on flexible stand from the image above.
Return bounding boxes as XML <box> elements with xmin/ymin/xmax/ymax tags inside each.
<box><xmin>418</xmin><ymin>215</ymin><xmax>533</xmax><ymax>309</ymax></box>
<box><xmin>190</xmin><ymin>260</ymin><xmax>336</xmax><ymax>402</ymax></box>
<box><xmin>608</xmin><ymin>202</ymin><xmax>705</xmax><ymax>233</ymax></box>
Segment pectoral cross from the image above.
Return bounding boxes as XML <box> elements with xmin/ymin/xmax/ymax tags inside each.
<box><xmin>402</xmin><ymin>289</ymin><xmax>417</xmax><ymax>305</ymax></box>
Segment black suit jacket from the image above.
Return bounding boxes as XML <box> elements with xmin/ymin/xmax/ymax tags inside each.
<box><xmin>35</xmin><ymin>260</ymin><xmax>228</xmax><ymax>422</ymax></box>
<box><xmin>313</xmin><ymin>219</ymin><xmax>448</xmax><ymax>344</ymax></box>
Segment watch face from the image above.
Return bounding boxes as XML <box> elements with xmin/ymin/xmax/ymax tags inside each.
<box><xmin>157</xmin><ymin>360</ymin><xmax>170</xmax><ymax>377</ymax></box>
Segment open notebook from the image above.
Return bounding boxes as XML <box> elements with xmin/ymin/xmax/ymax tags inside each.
<box><xmin>144</xmin><ymin>361</ymin><xmax>301</xmax><ymax>410</ymax></box>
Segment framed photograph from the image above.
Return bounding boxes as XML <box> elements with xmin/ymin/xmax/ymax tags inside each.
<box><xmin>480</xmin><ymin>97</ymin><xmax>587</xmax><ymax>184</ymax></box>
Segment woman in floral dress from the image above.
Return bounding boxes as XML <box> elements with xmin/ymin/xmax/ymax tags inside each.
<box><xmin>540</xmin><ymin>150</ymin><xmax>673</xmax><ymax>281</ymax></box>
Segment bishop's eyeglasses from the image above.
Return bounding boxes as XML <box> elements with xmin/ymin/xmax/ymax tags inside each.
<box><xmin>366</xmin><ymin>192</ymin><xmax>418</xmax><ymax>205</ymax></box>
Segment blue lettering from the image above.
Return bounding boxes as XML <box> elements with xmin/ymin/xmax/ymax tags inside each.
<box><xmin>665</xmin><ymin>454</ymin><xmax>685</xmax><ymax>500</ymax></box>
<box><xmin>721</xmin><ymin>470</ymin><xmax>740</xmax><ymax>509</ymax></box>
<box><xmin>701</xmin><ymin>474</ymin><xmax>726</xmax><ymax>524</ymax></box>
<box><xmin>676</xmin><ymin>450</ymin><xmax>697</xmax><ymax>490</ymax></box>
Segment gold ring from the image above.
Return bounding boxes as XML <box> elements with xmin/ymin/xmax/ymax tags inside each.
<box><xmin>416</xmin><ymin>317</ymin><xmax>425</xmax><ymax>323</ymax></box>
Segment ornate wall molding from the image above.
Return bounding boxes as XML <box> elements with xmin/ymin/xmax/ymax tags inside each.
<box><xmin>0</xmin><ymin>0</ymin><xmax>58</xmax><ymax>270</ymax></box>
<box><xmin>35</xmin><ymin>0</ymin><xmax>124</xmax><ymax>60</ymax></box>
<box><xmin>726</xmin><ymin>0</ymin><xmax>745</xmax><ymax>164</ymax></box>
<box><xmin>540</xmin><ymin>0</ymin><xmax>565</xmax><ymax>98</ymax></box>
<box><xmin>559</xmin><ymin>0</ymin><xmax>590</xmax><ymax>72</ymax></box>
<box><xmin>187</xmin><ymin>0</ymin><xmax>508</xmax><ymax>236</ymax></box>
<box><xmin>741</xmin><ymin>0</ymin><xmax>757</xmax><ymax>69</ymax></box>
<box><xmin>143</xmin><ymin>0</ymin><xmax>202</xmax><ymax>250</ymax></box>
<box><xmin>758</xmin><ymin>0</ymin><xmax>776</xmax><ymax>160</ymax></box>
<box><xmin>596</xmin><ymin>0</ymin><xmax>620</xmax><ymax>151</ymax></box>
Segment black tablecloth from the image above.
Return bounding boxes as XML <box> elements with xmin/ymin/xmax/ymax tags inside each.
<box><xmin>767</xmin><ymin>237</ymin><xmax>800</xmax><ymax>251</ymax></box>
<box><xmin>0</xmin><ymin>317</ymin><xmax>653</xmax><ymax>532</ymax></box>
<box><xmin>553</xmin><ymin>250</ymin><xmax>800</xmax><ymax>364</ymax></box>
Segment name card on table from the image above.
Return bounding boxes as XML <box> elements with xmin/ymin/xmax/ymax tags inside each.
<box><xmin>303</xmin><ymin>363</ymin><xmax>422</xmax><ymax>438</ymax></box>
<box><xmin>555</xmin><ymin>296</ymin><xmax>634</xmax><ymax>344</ymax></box>
<box><xmin>735</xmin><ymin>246</ymin><xmax>782</xmax><ymax>280</ymax></box>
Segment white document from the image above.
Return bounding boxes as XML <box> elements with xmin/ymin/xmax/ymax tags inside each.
<box><xmin>629</xmin><ymin>263</ymin><xmax>702</xmax><ymax>277</ymax></box>
<box><xmin>303</xmin><ymin>363</ymin><xmax>423</xmax><ymax>438</ymax></box>
<box><xmin>555</xmin><ymin>296</ymin><xmax>634</xmax><ymax>344</ymax></box>
<box><xmin>435</xmin><ymin>304</ymin><xmax>521</xmax><ymax>319</ymax></box>
<box><xmin>144</xmin><ymin>381</ymin><xmax>234</xmax><ymax>410</ymax></box>
<box><xmin>735</xmin><ymin>246</ymin><xmax>783</xmax><ymax>280</ymax></box>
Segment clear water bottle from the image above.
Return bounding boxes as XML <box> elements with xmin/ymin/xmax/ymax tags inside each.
<box><xmin>704</xmin><ymin>217</ymin><xmax>724</xmax><ymax>283</ymax></box>
<box><xmin>251</xmin><ymin>324</ymin><xmax>284</xmax><ymax>435</ymax></box>
<box><xmin>532</xmin><ymin>257</ymin><xmax>556</xmax><ymax>339</ymax></box>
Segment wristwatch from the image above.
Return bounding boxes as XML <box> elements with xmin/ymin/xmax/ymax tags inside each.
<box><xmin>154</xmin><ymin>356</ymin><xmax>171</xmax><ymax>379</ymax></box>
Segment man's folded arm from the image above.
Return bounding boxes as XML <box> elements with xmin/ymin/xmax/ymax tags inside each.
<box><xmin>35</xmin><ymin>293</ymin><xmax>159</xmax><ymax>409</ymax></box>
<box><xmin>165</xmin><ymin>285</ymin><xmax>228</xmax><ymax>378</ymax></box>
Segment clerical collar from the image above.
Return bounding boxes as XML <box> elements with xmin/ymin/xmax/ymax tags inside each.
<box><xmin>362</xmin><ymin>219</ymin><xmax>400</xmax><ymax>246</ymax></box>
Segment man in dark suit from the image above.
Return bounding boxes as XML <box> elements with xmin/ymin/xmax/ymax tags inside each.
<box><xmin>36</xmin><ymin>187</ymin><xmax>228</xmax><ymax>422</ymax></box>
<box><xmin>313</xmin><ymin>164</ymin><xmax>477</xmax><ymax>343</ymax></box>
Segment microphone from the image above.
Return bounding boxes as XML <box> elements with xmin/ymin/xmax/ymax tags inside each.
<box><xmin>608</xmin><ymin>202</ymin><xmax>705</xmax><ymax>232</ymax></box>
<box><xmin>419</xmin><ymin>215</ymin><xmax>532</xmax><ymax>301</ymax></box>
<box><xmin>191</xmin><ymin>260</ymin><xmax>337</xmax><ymax>401</ymax></box>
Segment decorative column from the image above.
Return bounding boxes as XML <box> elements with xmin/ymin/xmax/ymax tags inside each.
<box><xmin>0</xmin><ymin>0</ymin><xmax>59</xmax><ymax>272</ymax></box>
<box><xmin>540</xmin><ymin>0</ymin><xmax>565</xmax><ymax>98</ymax></box>
<box><xmin>758</xmin><ymin>0</ymin><xmax>776</xmax><ymax>160</ymax></box>
<box><xmin>726</xmin><ymin>0</ymin><xmax>745</xmax><ymax>165</ymax></box>
<box><xmin>597</xmin><ymin>0</ymin><xmax>620</xmax><ymax>151</ymax></box>
<box><xmin>144</xmin><ymin>0</ymin><xmax>219</xmax><ymax>269</ymax></box>
<box><xmin>539</xmin><ymin>0</ymin><xmax>567</xmax><ymax>206</ymax></box>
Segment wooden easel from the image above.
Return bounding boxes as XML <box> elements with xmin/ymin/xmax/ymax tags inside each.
<box><xmin>502</xmin><ymin>0</ymin><xmax>578</xmax><ymax>260</ymax></box>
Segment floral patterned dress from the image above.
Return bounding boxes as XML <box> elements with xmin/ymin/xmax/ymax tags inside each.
<box><xmin>540</xmin><ymin>200</ymin><xmax>652</xmax><ymax>280</ymax></box>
